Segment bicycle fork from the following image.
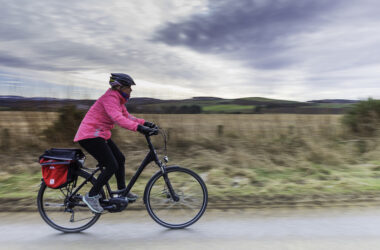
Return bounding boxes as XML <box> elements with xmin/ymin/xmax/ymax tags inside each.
<box><xmin>162</xmin><ymin>172</ymin><xmax>180</xmax><ymax>202</ymax></box>
<box><xmin>155</xmin><ymin>155</ymin><xmax>179</xmax><ymax>202</ymax></box>
<box><xmin>146</xmin><ymin>135</ymin><xmax>180</xmax><ymax>203</ymax></box>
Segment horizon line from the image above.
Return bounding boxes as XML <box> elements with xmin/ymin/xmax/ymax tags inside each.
<box><xmin>0</xmin><ymin>94</ymin><xmax>364</xmax><ymax>103</ymax></box>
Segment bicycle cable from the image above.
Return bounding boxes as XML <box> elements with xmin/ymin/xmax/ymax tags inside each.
<box><xmin>158</xmin><ymin>126</ymin><xmax>168</xmax><ymax>157</ymax></box>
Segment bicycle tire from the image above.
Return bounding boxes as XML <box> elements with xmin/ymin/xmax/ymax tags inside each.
<box><xmin>144</xmin><ymin>166</ymin><xmax>208</xmax><ymax>229</ymax></box>
<box><xmin>37</xmin><ymin>169</ymin><xmax>103</xmax><ymax>233</ymax></box>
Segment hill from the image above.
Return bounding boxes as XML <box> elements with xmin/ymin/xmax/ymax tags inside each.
<box><xmin>0</xmin><ymin>95</ymin><xmax>358</xmax><ymax>114</ymax></box>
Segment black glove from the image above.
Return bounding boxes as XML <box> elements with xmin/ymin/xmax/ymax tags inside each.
<box><xmin>144</xmin><ymin>121</ymin><xmax>156</xmax><ymax>128</ymax></box>
<box><xmin>137</xmin><ymin>125</ymin><xmax>158</xmax><ymax>136</ymax></box>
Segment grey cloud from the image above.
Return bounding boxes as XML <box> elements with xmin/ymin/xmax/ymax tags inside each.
<box><xmin>154</xmin><ymin>0</ymin><xmax>345</xmax><ymax>69</ymax></box>
<box><xmin>0</xmin><ymin>0</ymin><xmax>206</xmax><ymax>81</ymax></box>
<box><xmin>0</xmin><ymin>53</ymin><xmax>90</xmax><ymax>72</ymax></box>
<box><xmin>0</xmin><ymin>0</ymin><xmax>114</xmax><ymax>40</ymax></box>
<box><xmin>0</xmin><ymin>1</ymin><xmax>116</xmax><ymax>61</ymax></box>
<box><xmin>0</xmin><ymin>54</ymin><xmax>27</xmax><ymax>68</ymax></box>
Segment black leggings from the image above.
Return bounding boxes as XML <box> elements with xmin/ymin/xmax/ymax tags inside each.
<box><xmin>78</xmin><ymin>137</ymin><xmax>126</xmax><ymax>196</ymax></box>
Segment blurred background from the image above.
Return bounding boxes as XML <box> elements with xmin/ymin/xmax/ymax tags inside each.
<box><xmin>1</xmin><ymin>0</ymin><xmax>380</xmax><ymax>211</ymax></box>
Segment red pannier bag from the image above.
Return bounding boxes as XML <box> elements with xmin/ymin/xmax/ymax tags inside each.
<box><xmin>39</xmin><ymin>148</ymin><xmax>85</xmax><ymax>189</ymax></box>
<box><xmin>39</xmin><ymin>159</ymin><xmax>71</xmax><ymax>188</ymax></box>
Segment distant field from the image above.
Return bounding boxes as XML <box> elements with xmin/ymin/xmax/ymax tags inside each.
<box><xmin>0</xmin><ymin>111</ymin><xmax>343</xmax><ymax>138</ymax></box>
<box><xmin>125</xmin><ymin>96</ymin><xmax>354</xmax><ymax>114</ymax></box>
<box><xmin>0</xmin><ymin>111</ymin><xmax>58</xmax><ymax>137</ymax></box>
<box><xmin>203</xmin><ymin>104</ymin><xmax>255</xmax><ymax>113</ymax></box>
<box><xmin>1</xmin><ymin>111</ymin><xmax>380</xmax><ymax>209</ymax></box>
<box><xmin>302</xmin><ymin>103</ymin><xmax>354</xmax><ymax>109</ymax></box>
<box><xmin>237</xmin><ymin>97</ymin><xmax>298</xmax><ymax>103</ymax></box>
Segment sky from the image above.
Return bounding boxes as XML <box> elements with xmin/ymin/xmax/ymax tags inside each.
<box><xmin>0</xmin><ymin>0</ymin><xmax>379</xmax><ymax>101</ymax></box>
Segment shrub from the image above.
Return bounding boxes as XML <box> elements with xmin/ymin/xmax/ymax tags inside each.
<box><xmin>43</xmin><ymin>105</ymin><xmax>85</xmax><ymax>143</ymax></box>
<box><xmin>1</xmin><ymin>128</ymin><xmax>11</xmax><ymax>151</ymax></box>
<box><xmin>342</xmin><ymin>98</ymin><xmax>380</xmax><ymax>136</ymax></box>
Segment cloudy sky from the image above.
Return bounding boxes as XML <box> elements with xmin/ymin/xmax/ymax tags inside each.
<box><xmin>0</xmin><ymin>0</ymin><xmax>379</xmax><ymax>101</ymax></box>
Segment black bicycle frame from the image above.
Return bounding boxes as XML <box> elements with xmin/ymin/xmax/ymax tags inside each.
<box><xmin>118</xmin><ymin>135</ymin><xmax>163</xmax><ymax>197</ymax></box>
<box><xmin>68</xmin><ymin>134</ymin><xmax>176</xmax><ymax>202</ymax></box>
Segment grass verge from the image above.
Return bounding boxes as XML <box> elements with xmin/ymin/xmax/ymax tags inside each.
<box><xmin>1</xmin><ymin>113</ymin><xmax>380</xmax><ymax>211</ymax></box>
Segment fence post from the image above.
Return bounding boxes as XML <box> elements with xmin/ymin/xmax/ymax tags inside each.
<box><xmin>217</xmin><ymin>125</ymin><xmax>224</xmax><ymax>137</ymax></box>
<box><xmin>166</xmin><ymin>128</ymin><xmax>172</xmax><ymax>141</ymax></box>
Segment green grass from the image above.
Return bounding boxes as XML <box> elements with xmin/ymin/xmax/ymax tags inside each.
<box><xmin>301</xmin><ymin>103</ymin><xmax>355</xmax><ymax>108</ymax></box>
<box><xmin>0</xmin><ymin>172</ymin><xmax>41</xmax><ymax>198</ymax></box>
<box><xmin>3</xmin><ymin>161</ymin><xmax>380</xmax><ymax>202</ymax></box>
<box><xmin>237</xmin><ymin>97</ymin><xmax>300</xmax><ymax>103</ymax></box>
<box><xmin>203</xmin><ymin>104</ymin><xmax>255</xmax><ymax>113</ymax></box>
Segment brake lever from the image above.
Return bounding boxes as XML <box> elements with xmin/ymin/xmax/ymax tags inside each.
<box><xmin>149</xmin><ymin>128</ymin><xmax>159</xmax><ymax>136</ymax></box>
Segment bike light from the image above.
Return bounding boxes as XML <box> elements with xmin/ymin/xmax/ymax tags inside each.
<box><xmin>163</xmin><ymin>156</ymin><xmax>169</xmax><ymax>163</ymax></box>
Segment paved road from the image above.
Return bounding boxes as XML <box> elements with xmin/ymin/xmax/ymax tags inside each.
<box><xmin>2</xmin><ymin>206</ymin><xmax>380</xmax><ymax>250</ymax></box>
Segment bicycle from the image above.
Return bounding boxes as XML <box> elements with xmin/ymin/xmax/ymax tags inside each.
<box><xmin>37</xmin><ymin>128</ymin><xmax>208</xmax><ymax>233</ymax></box>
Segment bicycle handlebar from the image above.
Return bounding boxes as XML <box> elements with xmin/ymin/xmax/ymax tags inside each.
<box><xmin>144</xmin><ymin>126</ymin><xmax>168</xmax><ymax>157</ymax></box>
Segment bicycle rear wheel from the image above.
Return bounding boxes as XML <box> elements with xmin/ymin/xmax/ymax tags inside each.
<box><xmin>144</xmin><ymin>166</ymin><xmax>208</xmax><ymax>229</ymax></box>
<box><xmin>37</xmin><ymin>169</ymin><xmax>102</xmax><ymax>233</ymax></box>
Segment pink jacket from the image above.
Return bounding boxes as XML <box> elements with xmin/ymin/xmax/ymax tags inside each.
<box><xmin>74</xmin><ymin>89</ymin><xmax>145</xmax><ymax>142</ymax></box>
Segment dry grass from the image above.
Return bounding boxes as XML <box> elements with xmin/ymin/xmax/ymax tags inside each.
<box><xmin>1</xmin><ymin>111</ymin><xmax>380</xmax><ymax>206</ymax></box>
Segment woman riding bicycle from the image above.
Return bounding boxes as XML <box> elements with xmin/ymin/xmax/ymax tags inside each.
<box><xmin>74</xmin><ymin>73</ymin><xmax>157</xmax><ymax>213</ymax></box>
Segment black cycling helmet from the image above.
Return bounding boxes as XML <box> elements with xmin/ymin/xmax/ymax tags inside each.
<box><xmin>109</xmin><ymin>73</ymin><xmax>136</xmax><ymax>87</ymax></box>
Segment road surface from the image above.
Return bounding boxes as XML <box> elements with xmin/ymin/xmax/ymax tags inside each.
<box><xmin>1</xmin><ymin>205</ymin><xmax>380</xmax><ymax>249</ymax></box>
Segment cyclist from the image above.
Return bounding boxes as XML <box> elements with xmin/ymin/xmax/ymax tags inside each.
<box><xmin>74</xmin><ymin>73</ymin><xmax>157</xmax><ymax>213</ymax></box>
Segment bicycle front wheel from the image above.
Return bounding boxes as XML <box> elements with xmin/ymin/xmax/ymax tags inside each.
<box><xmin>144</xmin><ymin>166</ymin><xmax>208</xmax><ymax>229</ymax></box>
<box><xmin>37</xmin><ymin>169</ymin><xmax>102</xmax><ymax>233</ymax></box>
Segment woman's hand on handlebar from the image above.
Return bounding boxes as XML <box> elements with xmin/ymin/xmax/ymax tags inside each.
<box><xmin>144</xmin><ymin>121</ymin><xmax>157</xmax><ymax>129</ymax></box>
<box><xmin>137</xmin><ymin>124</ymin><xmax>159</xmax><ymax>136</ymax></box>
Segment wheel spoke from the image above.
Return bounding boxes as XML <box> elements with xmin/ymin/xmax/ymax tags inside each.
<box><xmin>178</xmin><ymin>200</ymin><xmax>198</xmax><ymax>210</ymax></box>
<box><xmin>150</xmin><ymin>198</ymin><xmax>171</xmax><ymax>206</ymax></box>
<box><xmin>181</xmin><ymin>196</ymin><xmax>202</xmax><ymax>203</ymax></box>
<box><xmin>150</xmin><ymin>189</ymin><xmax>169</xmax><ymax>197</ymax></box>
<box><xmin>165</xmin><ymin>202</ymin><xmax>177</xmax><ymax>210</ymax></box>
<box><xmin>71</xmin><ymin>215</ymin><xmax>96</xmax><ymax>223</ymax></box>
<box><xmin>44</xmin><ymin>203</ymin><xmax>65</xmax><ymax>207</ymax></box>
